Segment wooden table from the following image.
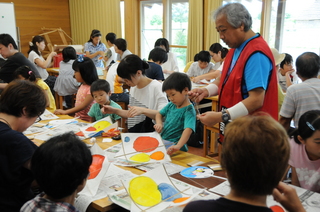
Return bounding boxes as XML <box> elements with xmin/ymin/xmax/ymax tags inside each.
<box><xmin>33</xmin><ymin>115</ymin><xmax>222</xmax><ymax>212</ymax></box>
<box><xmin>46</xmin><ymin>67</ymin><xmax>106</xmax><ymax>79</ymax></box>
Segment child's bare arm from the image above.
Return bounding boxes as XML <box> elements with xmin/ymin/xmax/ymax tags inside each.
<box><xmin>154</xmin><ymin>112</ymin><xmax>163</xmax><ymax>133</ymax></box>
<box><xmin>167</xmin><ymin>128</ymin><xmax>192</xmax><ymax>155</ymax></box>
<box><xmin>54</xmin><ymin>94</ymin><xmax>93</xmax><ymax>115</ymax></box>
<box><xmin>90</xmin><ymin>116</ymin><xmax>96</xmax><ymax>123</ymax></box>
<box><xmin>272</xmin><ymin>182</ymin><xmax>306</xmax><ymax>212</ymax></box>
<box><xmin>101</xmin><ymin>105</ymin><xmax>129</xmax><ymax>118</ymax></box>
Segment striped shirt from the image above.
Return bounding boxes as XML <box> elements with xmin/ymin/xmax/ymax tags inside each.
<box><xmin>280</xmin><ymin>78</ymin><xmax>320</xmax><ymax>127</ymax></box>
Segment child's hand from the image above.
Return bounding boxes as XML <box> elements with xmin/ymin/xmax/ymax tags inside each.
<box><xmin>127</xmin><ymin>106</ymin><xmax>143</xmax><ymax>117</ymax></box>
<box><xmin>101</xmin><ymin>105</ymin><xmax>114</xmax><ymax>114</ymax></box>
<box><xmin>192</xmin><ymin>76</ymin><xmax>200</xmax><ymax>83</ymax></box>
<box><xmin>167</xmin><ymin>145</ymin><xmax>179</xmax><ymax>155</ymax></box>
<box><xmin>54</xmin><ymin>109</ymin><xmax>66</xmax><ymax>115</ymax></box>
<box><xmin>272</xmin><ymin>182</ymin><xmax>306</xmax><ymax>212</ymax></box>
<box><xmin>154</xmin><ymin>124</ymin><xmax>162</xmax><ymax>133</ymax></box>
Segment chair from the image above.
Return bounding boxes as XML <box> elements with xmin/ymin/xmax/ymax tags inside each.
<box><xmin>116</xmin><ymin>101</ymin><xmax>128</xmax><ymax>132</ymax></box>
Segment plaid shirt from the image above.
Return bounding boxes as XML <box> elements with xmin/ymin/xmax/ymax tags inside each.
<box><xmin>20</xmin><ymin>193</ymin><xmax>79</xmax><ymax>212</ymax></box>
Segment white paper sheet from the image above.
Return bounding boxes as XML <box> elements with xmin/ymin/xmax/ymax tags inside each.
<box><xmin>115</xmin><ymin>132</ymin><xmax>171</xmax><ymax>164</ymax></box>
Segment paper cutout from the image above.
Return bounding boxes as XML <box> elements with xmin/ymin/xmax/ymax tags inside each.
<box><xmin>115</xmin><ymin>132</ymin><xmax>171</xmax><ymax>164</ymax></box>
<box><xmin>88</xmin><ymin>154</ymin><xmax>105</xmax><ymax>179</ymax></box>
<box><xmin>133</xmin><ymin>136</ymin><xmax>159</xmax><ymax>152</ymax></box>
<box><xmin>150</xmin><ymin>151</ymin><xmax>165</xmax><ymax>160</ymax></box>
<box><xmin>158</xmin><ymin>183</ymin><xmax>182</xmax><ymax>201</ymax></box>
<box><xmin>129</xmin><ymin>176</ymin><xmax>162</xmax><ymax>207</ymax></box>
<box><xmin>180</xmin><ymin>166</ymin><xmax>214</xmax><ymax>178</ymax></box>
<box><xmin>80</xmin><ymin>117</ymin><xmax>117</xmax><ymax>138</ymax></box>
<box><xmin>130</xmin><ymin>153</ymin><xmax>150</xmax><ymax>163</ymax></box>
<box><xmin>78</xmin><ymin>143</ymin><xmax>110</xmax><ymax>196</ymax></box>
<box><xmin>122</xmin><ymin>165</ymin><xmax>201</xmax><ymax>212</ymax></box>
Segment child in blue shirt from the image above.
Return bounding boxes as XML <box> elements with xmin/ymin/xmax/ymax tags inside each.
<box><xmin>154</xmin><ymin>72</ymin><xmax>196</xmax><ymax>155</ymax></box>
<box><xmin>88</xmin><ymin>79</ymin><xmax>122</xmax><ymax>124</ymax></box>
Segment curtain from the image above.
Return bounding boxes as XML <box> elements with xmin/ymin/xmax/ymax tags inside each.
<box><xmin>187</xmin><ymin>0</ymin><xmax>203</xmax><ymax>62</ymax></box>
<box><xmin>204</xmin><ymin>0</ymin><xmax>223</xmax><ymax>51</ymax></box>
<box><xmin>69</xmin><ymin>0</ymin><xmax>121</xmax><ymax>46</ymax></box>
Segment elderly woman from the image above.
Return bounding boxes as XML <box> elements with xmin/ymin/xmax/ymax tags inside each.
<box><xmin>0</xmin><ymin>80</ymin><xmax>47</xmax><ymax>211</ymax></box>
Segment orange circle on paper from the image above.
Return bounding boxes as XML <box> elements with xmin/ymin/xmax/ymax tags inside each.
<box><xmin>270</xmin><ymin>205</ymin><xmax>285</xmax><ymax>212</ymax></box>
<box><xmin>133</xmin><ymin>136</ymin><xmax>159</xmax><ymax>153</ymax></box>
<box><xmin>150</xmin><ymin>151</ymin><xmax>165</xmax><ymax>160</ymax></box>
<box><xmin>88</xmin><ymin>154</ymin><xmax>105</xmax><ymax>179</ymax></box>
<box><xmin>173</xmin><ymin>197</ymin><xmax>189</xmax><ymax>203</ymax></box>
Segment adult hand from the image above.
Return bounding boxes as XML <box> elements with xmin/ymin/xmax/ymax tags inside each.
<box><xmin>163</xmin><ymin>69</ymin><xmax>169</xmax><ymax>74</ymax></box>
<box><xmin>127</xmin><ymin>106</ymin><xmax>144</xmax><ymax>117</ymax></box>
<box><xmin>197</xmin><ymin>111</ymin><xmax>222</xmax><ymax>127</ymax></box>
<box><xmin>101</xmin><ymin>105</ymin><xmax>115</xmax><ymax>114</ymax></box>
<box><xmin>49</xmin><ymin>51</ymin><xmax>57</xmax><ymax>57</ymax></box>
<box><xmin>272</xmin><ymin>182</ymin><xmax>306</xmax><ymax>212</ymax></box>
<box><xmin>54</xmin><ymin>109</ymin><xmax>66</xmax><ymax>115</ymax></box>
<box><xmin>188</xmin><ymin>88</ymin><xmax>208</xmax><ymax>103</ymax></box>
<box><xmin>167</xmin><ymin>145</ymin><xmax>179</xmax><ymax>155</ymax></box>
<box><xmin>98</xmin><ymin>51</ymin><xmax>105</xmax><ymax>56</ymax></box>
<box><xmin>153</xmin><ymin>124</ymin><xmax>162</xmax><ymax>133</ymax></box>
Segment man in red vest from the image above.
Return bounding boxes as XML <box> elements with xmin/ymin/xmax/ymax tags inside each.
<box><xmin>189</xmin><ymin>3</ymin><xmax>278</xmax><ymax>143</ymax></box>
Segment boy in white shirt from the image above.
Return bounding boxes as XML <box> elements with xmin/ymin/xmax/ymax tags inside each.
<box><xmin>186</xmin><ymin>51</ymin><xmax>214</xmax><ymax>78</ymax></box>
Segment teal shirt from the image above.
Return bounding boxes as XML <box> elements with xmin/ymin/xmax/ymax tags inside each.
<box><xmin>160</xmin><ymin>102</ymin><xmax>196</xmax><ymax>151</ymax></box>
<box><xmin>88</xmin><ymin>100</ymin><xmax>122</xmax><ymax>123</ymax></box>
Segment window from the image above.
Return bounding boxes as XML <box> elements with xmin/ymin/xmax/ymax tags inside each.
<box><xmin>140</xmin><ymin>1</ymin><xmax>163</xmax><ymax>60</ymax></box>
<box><xmin>271</xmin><ymin>0</ymin><xmax>320</xmax><ymax>60</ymax></box>
<box><xmin>140</xmin><ymin>0</ymin><xmax>189</xmax><ymax>70</ymax></box>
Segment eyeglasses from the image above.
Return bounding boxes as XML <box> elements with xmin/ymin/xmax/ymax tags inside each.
<box><xmin>35</xmin><ymin>115</ymin><xmax>42</xmax><ymax>123</ymax></box>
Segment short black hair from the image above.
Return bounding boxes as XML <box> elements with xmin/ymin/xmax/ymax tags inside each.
<box><xmin>72</xmin><ymin>57</ymin><xmax>99</xmax><ymax>85</ymax></box>
<box><xmin>0</xmin><ymin>80</ymin><xmax>46</xmax><ymax>118</ymax></box>
<box><xmin>114</xmin><ymin>38</ymin><xmax>127</xmax><ymax>52</ymax></box>
<box><xmin>280</xmin><ymin>53</ymin><xmax>293</xmax><ymax>69</ymax></box>
<box><xmin>117</xmin><ymin>54</ymin><xmax>149</xmax><ymax>80</ymax></box>
<box><xmin>105</xmin><ymin>32</ymin><xmax>116</xmax><ymax>44</ymax></box>
<box><xmin>296</xmin><ymin>52</ymin><xmax>320</xmax><ymax>79</ymax></box>
<box><xmin>62</xmin><ymin>46</ymin><xmax>77</xmax><ymax>63</ymax></box>
<box><xmin>154</xmin><ymin>38</ymin><xmax>170</xmax><ymax>52</ymax></box>
<box><xmin>0</xmin><ymin>33</ymin><xmax>18</xmax><ymax>49</ymax></box>
<box><xmin>148</xmin><ymin>47</ymin><xmax>168</xmax><ymax>64</ymax></box>
<box><xmin>90</xmin><ymin>79</ymin><xmax>111</xmax><ymax>95</ymax></box>
<box><xmin>197</xmin><ymin>51</ymin><xmax>211</xmax><ymax>63</ymax></box>
<box><xmin>162</xmin><ymin>72</ymin><xmax>191</xmax><ymax>93</ymax></box>
<box><xmin>193</xmin><ymin>53</ymin><xmax>199</xmax><ymax>61</ymax></box>
<box><xmin>31</xmin><ymin>132</ymin><xmax>92</xmax><ymax>199</ymax></box>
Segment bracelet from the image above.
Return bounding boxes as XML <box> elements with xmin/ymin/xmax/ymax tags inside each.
<box><xmin>227</xmin><ymin>102</ymin><xmax>249</xmax><ymax>120</ymax></box>
<box><xmin>205</xmin><ymin>83</ymin><xmax>219</xmax><ymax>97</ymax></box>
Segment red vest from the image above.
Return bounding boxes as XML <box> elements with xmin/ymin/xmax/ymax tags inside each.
<box><xmin>218</xmin><ymin>35</ymin><xmax>278</xmax><ymax>142</ymax></box>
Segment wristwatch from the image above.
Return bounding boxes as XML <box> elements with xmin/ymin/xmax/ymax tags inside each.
<box><xmin>221</xmin><ymin>109</ymin><xmax>231</xmax><ymax>122</ymax></box>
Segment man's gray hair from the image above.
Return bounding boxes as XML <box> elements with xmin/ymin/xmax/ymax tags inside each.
<box><xmin>213</xmin><ymin>3</ymin><xmax>252</xmax><ymax>32</ymax></box>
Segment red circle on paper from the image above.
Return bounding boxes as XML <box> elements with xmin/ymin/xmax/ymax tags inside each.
<box><xmin>133</xmin><ymin>136</ymin><xmax>159</xmax><ymax>153</ymax></box>
<box><xmin>88</xmin><ymin>154</ymin><xmax>105</xmax><ymax>179</ymax></box>
<box><xmin>270</xmin><ymin>205</ymin><xmax>285</xmax><ymax>212</ymax></box>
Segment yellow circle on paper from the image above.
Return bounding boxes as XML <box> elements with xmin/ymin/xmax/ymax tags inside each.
<box><xmin>130</xmin><ymin>153</ymin><xmax>150</xmax><ymax>163</ymax></box>
<box><xmin>93</xmin><ymin>121</ymin><xmax>111</xmax><ymax>131</ymax></box>
<box><xmin>129</xmin><ymin>176</ymin><xmax>161</xmax><ymax>207</ymax></box>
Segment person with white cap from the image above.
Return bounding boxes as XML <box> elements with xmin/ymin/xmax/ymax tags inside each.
<box><xmin>270</xmin><ymin>48</ymin><xmax>286</xmax><ymax>113</ymax></box>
